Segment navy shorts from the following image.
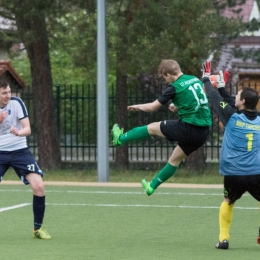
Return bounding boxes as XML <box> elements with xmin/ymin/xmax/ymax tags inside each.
<box><xmin>223</xmin><ymin>175</ymin><xmax>260</xmax><ymax>204</ymax></box>
<box><xmin>160</xmin><ymin>120</ymin><xmax>209</xmax><ymax>156</ymax></box>
<box><xmin>0</xmin><ymin>148</ymin><xmax>43</xmax><ymax>185</ymax></box>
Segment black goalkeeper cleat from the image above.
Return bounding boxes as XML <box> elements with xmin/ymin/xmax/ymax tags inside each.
<box><xmin>215</xmin><ymin>240</ymin><xmax>229</xmax><ymax>249</ymax></box>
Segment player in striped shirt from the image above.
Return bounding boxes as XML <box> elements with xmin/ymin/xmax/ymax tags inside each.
<box><xmin>0</xmin><ymin>79</ymin><xmax>51</xmax><ymax>239</ymax></box>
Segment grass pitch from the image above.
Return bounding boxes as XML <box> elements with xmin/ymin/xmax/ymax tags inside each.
<box><xmin>3</xmin><ymin>164</ymin><xmax>222</xmax><ymax>184</ymax></box>
<box><xmin>0</xmin><ymin>184</ymin><xmax>259</xmax><ymax>260</ymax></box>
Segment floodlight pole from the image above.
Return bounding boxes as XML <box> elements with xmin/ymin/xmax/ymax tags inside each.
<box><xmin>97</xmin><ymin>0</ymin><xmax>109</xmax><ymax>182</ymax></box>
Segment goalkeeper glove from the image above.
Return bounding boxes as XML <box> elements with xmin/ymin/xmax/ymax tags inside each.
<box><xmin>202</xmin><ymin>61</ymin><xmax>211</xmax><ymax>78</ymax></box>
<box><xmin>209</xmin><ymin>70</ymin><xmax>229</xmax><ymax>88</ymax></box>
<box><xmin>216</xmin><ymin>70</ymin><xmax>225</xmax><ymax>89</ymax></box>
<box><xmin>223</xmin><ymin>71</ymin><xmax>230</xmax><ymax>84</ymax></box>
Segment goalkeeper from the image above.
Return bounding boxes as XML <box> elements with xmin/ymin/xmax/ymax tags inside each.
<box><xmin>202</xmin><ymin>62</ymin><xmax>260</xmax><ymax>250</ymax></box>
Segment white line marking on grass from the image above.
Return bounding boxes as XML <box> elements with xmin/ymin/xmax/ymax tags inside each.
<box><xmin>66</xmin><ymin>191</ymin><xmax>225</xmax><ymax>196</ymax></box>
<box><xmin>0</xmin><ymin>189</ymin><xmax>251</xmax><ymax>197</ymax></box>
<box><xmin>55</xmin><ymin>190</ymin><xmax>250</xmax><ymax>197</ymax></box>
<box><xmin>0</xmin><ymin>189</ymin><xmax>32</xmax><ymax>192</ymax></box>
<box><xmin>1</xmin><ymin>181</ymin><xmax>223</xmax><ymax>188</ymax></box>
<box><xmin>0</xmin><ymin>203</ymin><xmax>30</xmax><ymax>213</ymax></box>
<box><xmin>48</xmin><ymin>190</ymin><xmax>225</xmax><ymax>196</ymax></box>
<box><xmin>46</xmin><ymin>203</ymin><xmax>258</xmax><ymax>210</ymax></box>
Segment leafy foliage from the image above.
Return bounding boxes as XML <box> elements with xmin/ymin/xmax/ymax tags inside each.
<box><xmin>1</xmin><ymin>0</ymin><xmax>259</xmax><ymax>170</ymax></box>
<box><xmin>3</xmin><ymin>0</ymin><xmax>253</xmax><ymax>84</ymax></box>
<box><xmin>47</xmin><ymin>8</ymin><xmax>97</xmax><ymax>84</ymax></box>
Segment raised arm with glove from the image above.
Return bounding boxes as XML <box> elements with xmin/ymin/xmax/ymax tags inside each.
<box><xmin>202</xmin><ymin>61</ymin><xmax>235</xmax><ymax>126</ymax></box>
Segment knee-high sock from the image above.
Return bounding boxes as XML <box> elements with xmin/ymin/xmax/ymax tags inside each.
<box><xmin>119</xmin><ymin>126</ymin><xmax>149</xmax><ymax>144</ymax></box>
<box><xmin>219</xmin><ymin>201</ymin><xmax>234</xmax><ymax>241</ymax></box>
<box><xmin>150</xmin><ymin>163</ymin><xmax>178</xmax><ymax>189</ymax></box>
<box><xmin>33</xmin><ymin>195</ymin><xmax>46</xmax><ymax>231</ymax></box>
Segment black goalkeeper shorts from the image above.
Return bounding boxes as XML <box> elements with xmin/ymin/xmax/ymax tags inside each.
<box><xmin>223</xmin><ymin>175</ymin><xmax>260</xmax><ymax>204</ymax></box>
<box><xmin>160</xmin><ymin>119</ymin><xmax>209</xmax><ymax>156</ymax></box>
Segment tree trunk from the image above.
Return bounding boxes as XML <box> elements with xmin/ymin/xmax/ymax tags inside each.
<box><xmin>114</xmin><ymin>7</ymin><xmax>135</xmax><ymax>169</ymax></box>
<box><xmin>14</xmin><ymin>7</ymin><xmax>61</xmax><ymax>170</ymax></box>
<box><xmin>115</xmin><ymin>72</ymin><xmax>129</xmax><ymax>169</ymax></box>
<box><xmin>184</xmin><ymin>146</ymin><xmax>205</xmax><ymax>171</ymax></box>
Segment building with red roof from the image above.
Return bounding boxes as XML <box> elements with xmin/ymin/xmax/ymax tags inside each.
<box><xmin>0</xmin><ymin>60</ymin><xmax>26</xmax><ymax>92</ymax></box>
<box><xmin>214</xmin><ymin>0</ymin><xmax>260</xmax><ymax>97</ymax></box>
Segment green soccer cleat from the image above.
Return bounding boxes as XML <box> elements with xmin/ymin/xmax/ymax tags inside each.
<box><xmin>141</xmin><ymin>179</ymin><xmax>154</xmax><ymax>196</ymax></box>
<box><xmin>111</xmin><ymin>124</ymin><xmax>124</xmax><ymax>147</ymax></box>
<box><xmin>33</xmin><ymin>228</ymin><xmax>52</xmax><ymax>240</ymax></box>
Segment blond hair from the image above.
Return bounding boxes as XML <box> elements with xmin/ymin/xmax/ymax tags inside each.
<box><xmin>158</xmin><ymin>60</ymin><xmax>181</xmax><ymax>77</ymax></box>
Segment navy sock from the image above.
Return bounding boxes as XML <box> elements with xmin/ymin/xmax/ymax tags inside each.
<box><xmin>33</xmin><ymin>195</ymin><xmax>45</xmax><ymax>231</ymax></box>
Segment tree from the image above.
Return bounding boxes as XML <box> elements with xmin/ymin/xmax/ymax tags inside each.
<box><xmin>46</xmin><ymin>2</ymin><xmax>97</xmax><ymax>85</ymax></box>
<box><xmin>51</xmin><ymin>0</ymin><xmax>247</xmax><ymax>170</ymax></box>
<box><xmin>107</xmin><ymin>0</ymin><xmax>246</xmax><ymax>170</ymax></box>
<box><xmin>3</xmin><ymin>0</ymin><xmax>250</xmax><ymax>171</ymax></box>
<box><xmin>0</xmin><ymin>0</ymin><xmax>62</xmax><ymax>169</ymax></box>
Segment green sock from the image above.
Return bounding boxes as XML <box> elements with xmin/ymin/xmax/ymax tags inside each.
<box><xmin>119</xmin><ymin>126</ymin><xmax>150</xmax><ymax>144</ymax></box>
<box><xmin>150</xmin><ymin>163</ymin><xmax>178</xmax><ymax>189</ymax></box>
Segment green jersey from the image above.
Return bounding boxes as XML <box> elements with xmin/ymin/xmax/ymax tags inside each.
<box><xmin>171</xmin><ymin>74</ymin><xmax>212</xmax><ymax>126</ymax></box>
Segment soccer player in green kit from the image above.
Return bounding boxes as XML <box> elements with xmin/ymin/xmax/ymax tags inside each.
<box><xmin>111</xmin><ymin>59</ymin><xmax>212</xmax><ymax>195</ymax></box>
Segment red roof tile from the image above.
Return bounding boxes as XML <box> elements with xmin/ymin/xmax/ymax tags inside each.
<box><xmin>0</xmin><ymin>60</ymin><xmax>26</xmax><ymax>87</ymax></box>
<box><xmin>221</xmin><ymin>0</ymin><xmax>254</xmax><ymax>22</ymax></box>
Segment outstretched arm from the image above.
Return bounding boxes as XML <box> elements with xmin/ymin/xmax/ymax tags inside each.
<box><xmin>128</xmin><ymin>84</ymin><xmax>176</xmax><ymax>112</ymax></box>
<box><xmin>202</xmin><ymin>62</ymin><xmax>235</xmax><ymax>126</ymax></box>
<box><xmin>218</xmin><ymin>88</ymin><xmax>235</xmax><ymax>108</ymax></box>
<box><xmin>203</xmin><ymin>77</ymin><xmax>235</xmax><ymax>126</ymax></box>
<box><xmin>209</xmin><ymin>70</ymin><xmax>235</xmax><ymax>108</ymax></box>
<box><xmin>127</xmin><ymin>100</ymin><xmax>162</xmax><ymax>112</ymax></box>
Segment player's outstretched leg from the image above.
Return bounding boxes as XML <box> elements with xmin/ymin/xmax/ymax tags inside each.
<box><xmin>111</xmin><ymin>124</ymin><xmax>150</xmax><ymax>147</ymax></box>
<box><xmin>111</xmin><ymin>124</ymin><xmax>124</xmax><ymax>147</ymax></box>
<box><xmin>141</xmin><ymin>179</ymin><xmax>155</xmax><ymax>196</ymax></box>
<box><xmin>141</xmin><ymin>163</ymin><xmax>178</xmax><ymax>196</ymax></box>
<box><xmin>33</xmin><ymin>228</ymin><xmax>51</xmax><ymax>240</ymax></box>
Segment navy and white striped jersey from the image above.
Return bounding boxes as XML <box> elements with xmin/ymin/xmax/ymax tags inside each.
<box><xmin>0</xmin><ymin>97</ymin><xmax>28</xmax><ymax>151</ymax></box>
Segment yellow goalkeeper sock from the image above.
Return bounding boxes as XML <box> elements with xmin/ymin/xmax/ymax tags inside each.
<box><xmin>219</xmin><ymin>201</ymin><xmax>234</xmax><ymax>241</ymax></box>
